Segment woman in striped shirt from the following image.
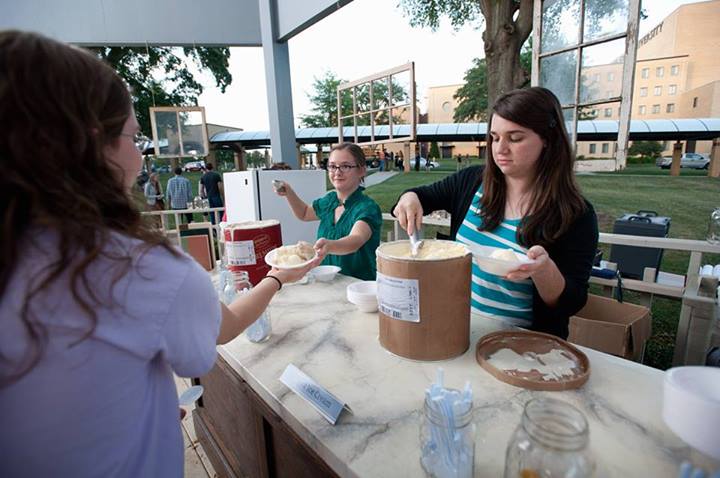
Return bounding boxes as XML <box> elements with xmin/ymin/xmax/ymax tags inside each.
<box><xmin>392</xmin><ymin>87</ymin><xmax>598</xmax><ymax>339</ymax></box>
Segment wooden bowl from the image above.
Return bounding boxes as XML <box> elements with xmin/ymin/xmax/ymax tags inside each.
<box><xmin>475</xmin><ymin>330</ymin><xmax>590</xmax><ymax>391</ymax></box>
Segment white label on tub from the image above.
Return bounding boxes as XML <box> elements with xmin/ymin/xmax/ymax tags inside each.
<box><xmin>376</xmin><ymin>272</ymin><xmax>420</xmax><ymax>323</ymax></box>
<box><xmin>226</xmin><ymin>240</ymin><xmax>256</xmax><ymax>266</ymax></box>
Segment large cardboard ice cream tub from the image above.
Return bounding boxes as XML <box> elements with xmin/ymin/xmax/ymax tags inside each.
<box><xmin>376</xmin><ymin>240</ymin><xmax>472</xmax><ymax>361</ymax></box>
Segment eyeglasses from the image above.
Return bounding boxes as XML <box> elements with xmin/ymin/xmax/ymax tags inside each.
<box><xmin>120</xmin><ymin>131</ymin><xmax>151</xmax><ymax>151</ymax></box>
<box><xmin>327</xmin><ymin>164</ymin><xmax>359</xmax><ymax>173</ymax></box>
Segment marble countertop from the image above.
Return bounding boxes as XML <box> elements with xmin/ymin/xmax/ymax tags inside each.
<box><xmin>218</xmin><ymin>274</ymin><xmax>718</xmax><ymax>477</ymax></box>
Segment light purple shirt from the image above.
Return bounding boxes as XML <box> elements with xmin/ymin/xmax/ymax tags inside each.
<box><xmin>0</xmin><ymin>229</ymin><xmax>221</xmax><ymax>477</ymax></box>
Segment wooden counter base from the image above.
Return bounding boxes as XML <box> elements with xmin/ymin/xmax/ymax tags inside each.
<box><xmin>193</xmin><ymin>356</ymin><xmax>339</xmax><ymax>478</ymax></box>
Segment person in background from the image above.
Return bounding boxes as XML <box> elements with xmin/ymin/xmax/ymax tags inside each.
<box><xmin>143</xmin><ymin>172</ymin><xmax>164</xmax><ymax>227</ymax></box>
<box><xmin>0</xmin><ymin>30</ymin><xmax>319</xmax><ymax>477</ymax></box>
<box><xmin>414</xmin><ymin>152</ymin><xmax>421</xmax><ymax>172</ymax></box>
<box><xmin>379</xmin><ymin>148</ymin><xmax>386</xmax><ymax>172</ymax></box>
<box><xmin>392</xmin><ymin>87</ymin><xmax>598</xmax><ymax>339</ymax></box>
<box><xmin>274</xmin><ymin>142</ymin><xmax>382</xmax><ymax>281</ymax></box>
<box><xmin>166</xmin><ymin>167</ymin><xmax>193</xmax><ymax>223</ymax></box>
<box><xmin>200</xmin><ymin>163</ymin><xmax>224</xmax><ymax>224</ymax></box>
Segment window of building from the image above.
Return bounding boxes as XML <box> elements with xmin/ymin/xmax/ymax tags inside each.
<box><xmin>602</xmin><ymin>143</ymin><xmax>609</xmax><ymax>154</ymax></box>
<box><xmin>641</xmin><ymin>68</ymin><xmax>649</xmax><ymax>79</ymax></box>
<box><xmin>671</xmin><ymin>65</ymin><xmax>679</xmax><ymax>76</ymax></box>
<box><xmin>589</xmin><ymin>144</ymin><xmax>596</xmax><ymax>154</ymax></box>
<box><xmin>656</xmin><ymin>66</ymin><xmax>664</xmax><ymax>77</ymax></box>
<box><xmin>607</xmin><ymin>72</ymin><xmax>615</xmax><ymax>81</ymax></box>
<box><xmin>654</xmin><ymin>86</ymin><xmax>662</xmax><ymax>96</ymax></box>
<box><xmin>640</xmin><ymin>87</ymin><xmax>648</xmax><ymax>97</ymax></box>
<box><xmin>652</xmin><ymin>104</ymin><xmax>660</xmax><ymax>114</ymax></box>
<box><xmin>693</xmin><ymin>97</ymin><xmax>698</xmax><ymax>108</ymax></box>
<box><xmin>604</xmin><ymin>108</ymin><xmax>612</xmax><ymax>117</ymax></box>
<box><xmin>639</xmin><ymin>105</ymin><xmax>646</xmax><ymax>115</ymax></box>
<box><xmin>666</xmin><ymin>103</ymin><xmax>675</xmax><ymax>113</ymax></box>
<box><xmin>593</xmin><ymin>73</ymin><xmax>600</xmax><ymax>82</ymax></box>
<box><xmin>441</xmin><ymin>101</ymin><xmax>451</xmax><ymax>113</ymax></box>
<box><xmin>668</xmin><ymin>84</ymin><xmax>677</xmax><ymax>96</ymax></box>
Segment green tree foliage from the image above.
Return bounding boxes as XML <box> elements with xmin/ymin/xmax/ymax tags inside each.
<box><xmin>629</xmin><ymin>141</ymin><xmax>664</xmax><ymax>159</ymax></box>
<box><xmin>429</xmin><ymin>141</ymin><xmax>440</xmax><ymax>158</ymax></box>
<box><xmin>90</xmin><ymin>46</ymin><xmax>232</xmax><ymax>135</ymax></box>
<box><xmin>453</xmin><ymin>41</ymin><xmax>532</xmax><ymax>122</ymax></box>
<box><xmin>301</xmin><ymin>71</ymin><xmax>409</xmax><ymax>128</ymax></box>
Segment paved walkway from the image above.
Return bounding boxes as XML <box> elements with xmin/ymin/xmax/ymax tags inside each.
<box><xmin>364</xmin><ymin>170</ymin><xmax>398</xmax><ymax>187</ymax></box>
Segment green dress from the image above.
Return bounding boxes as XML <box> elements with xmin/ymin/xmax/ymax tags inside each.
<box><xmin>312</xmin><ymin>187</ymin><xmax>382</xmax><ymax>281</ymax></box>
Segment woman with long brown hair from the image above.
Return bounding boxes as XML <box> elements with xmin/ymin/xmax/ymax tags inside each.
<box><xmin>392</xmin><ymin>87</ymin><xmax>598</xmax><ymax>338</ymax></box>
<box><xmin>0</xmin><ymin>30</ymin><xmax>317</xmax><ymax>476</ymax></box>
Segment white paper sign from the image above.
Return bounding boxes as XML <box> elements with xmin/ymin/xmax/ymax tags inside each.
<box><xmin>376</xmin><ymin>272</ymin><xmax>420</xmax><ymax>323</ymax></box>
<box><xmin>226</xmin><ymin>240</ymin><xmax>256</xmax><ymax>266</ymax></box>
<box><xmin>279</xmin><ymin>364</ymin><xmax>351</xmax><ymax>425</ymax></box>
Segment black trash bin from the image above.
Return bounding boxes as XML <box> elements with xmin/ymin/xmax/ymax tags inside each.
<box><xmin>609</xmin><ymin>210</ymin><xmax>670</xmax><ymax>280</ymax></box>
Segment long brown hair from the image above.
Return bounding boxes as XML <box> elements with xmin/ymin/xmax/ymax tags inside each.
<box><xmin>480</xmin><ymin>87</ymin><xmax>586</xmax><ymax>247</ymax></box>
<box><xmin>0</xmin><ymin>31</ymin><xmax>177</xmax><ymax>386</ymax></box>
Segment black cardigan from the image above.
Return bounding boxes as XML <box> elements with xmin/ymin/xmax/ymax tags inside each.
<box><xmin>395</xmin><ymin>165</ymin><xmax>599</xmax><ymax>339</ymax></box>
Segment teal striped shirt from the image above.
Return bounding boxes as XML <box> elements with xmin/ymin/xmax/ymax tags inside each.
<box><xmin>456</xmin><ymin>186</ymin><xmax>533</xmax><ymax>326</ymax></box>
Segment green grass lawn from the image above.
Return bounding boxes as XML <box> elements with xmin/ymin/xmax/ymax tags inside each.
<box><xmin>364</xmin><ymin>165</ymin><xmax>720</xmax><ymax>370</ymax></box>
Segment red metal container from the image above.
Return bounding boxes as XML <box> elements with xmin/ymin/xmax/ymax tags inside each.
<box><xmin>224</xmin><ymin>220</ymin><xmax>282</xmax><ymax>285</ymax></box>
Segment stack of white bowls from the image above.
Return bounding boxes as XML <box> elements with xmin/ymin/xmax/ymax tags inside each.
<box><xmin>346</xmin><ymin>281</ymin><xmax>378</xmax><ymax>312</ymax></box>
<box><xmin>663</xmin><ymin>366</ymin><xmax>720</xmax><ymax>460</ymax></box>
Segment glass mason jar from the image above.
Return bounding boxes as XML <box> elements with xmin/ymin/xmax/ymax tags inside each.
<box><xmin>504</xmin><ymin>398</ymin><xmax>594</xmax><ymax>478</ymax></box>
<box><xmin>420</xmin><ymin>390</ymin><xmax>475</xmax><ymax>478</ymax></box>
<box><xmin>231</xmin><ymin>271</ymin><xmax>272</xmax><ymax>343</ymax></box>
<box><xmin>707</xmin><ymin>207</ymin><xmax>720</xmax><ymax>244</ymax></box>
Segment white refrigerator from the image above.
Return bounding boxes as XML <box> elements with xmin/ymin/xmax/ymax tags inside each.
<box><xmin>223</xmin><ymin>169</ymin><xmax>326</xmax><ymax>245</ymax></box>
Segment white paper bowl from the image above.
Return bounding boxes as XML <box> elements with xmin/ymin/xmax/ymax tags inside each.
<box><xmin>465</xmin><ymin>244</ymin><xmax>534</xmax><ymax>276</ymax></box>
<box><xmin>663</xmin><ymin>366</ymin><xmax>720</xmax><ymax>459</ymax></box>
<box><xmin>346</xmin><ymin>281</ymin><xmax>378</xmax><ymax>313</ymax></box>
<box><xmin>311</xmin><ymin>265</ymin><xmax>341</xmax><ymax>282</ymax></box>
<box><xmin>264</xmin><ymin>247</ymin><xmax>318</xmax><ymax>270</ymax></box>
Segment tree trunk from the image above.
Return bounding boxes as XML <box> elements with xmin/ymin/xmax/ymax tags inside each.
<box><xmin>480</xmin><ymin>0</ymin><xmax>533</xmax><ymax>115</ymax></box>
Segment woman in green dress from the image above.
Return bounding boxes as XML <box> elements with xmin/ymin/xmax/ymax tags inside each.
<box><xmin>275</xmin><ymin>142</ymin><xmax>381</xmax><ymax>280</ymax></box>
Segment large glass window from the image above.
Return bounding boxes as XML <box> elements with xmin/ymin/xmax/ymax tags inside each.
<box><xmin>656</xmin><ymin>66</ymin><xmax>664</xmax><ymax>77</ymax></box>
<box><xmin>668</xmin><ymin>84</ymin><xmax>677</xmax><ymax>95</ymax></box>
<box><xmin>337</xmin><ymin>62</ymin><xmax>416</xmax><ymax>146</ymax></box>
<box><xmin>670</xmin><ymin>65</ymin><xmax>679</xmax><ymax>76</ymax></box>
<box><xmin>654</xmin><ymin>86</ymin><xmax>662</xmax><ymax>96</ymax></box>
<box><xmin>149</xmin><ymin>106</ymin><xmax>209</xmax><ymax>158</ymax></box>
<box><xmin>639</xmin><ymin>105</ymin><xmax>646</xmax><ymax>115</ymax></box>
<box><xmin>641</xmin><ymin>67</ymin><xmax>649</xmax><ymax>79</ymax></box>
<box><xmin>652</xmin><ymin>104</ymin><xmax>660</xmax><ymax>114</ymax></box>
<box><xmin>534</xmin><ymin>0</ymin><xmax>639</xmax><ymax>169</ymax></box>
<box><xmin>640</xmin><ymin>87</ymin><xmax>647</xmax><ymax>97</ymax></box>
<box><xmin>666</xmin><ymin>103</ymin><xmax>675</xmax><ymax>113</ymax></box>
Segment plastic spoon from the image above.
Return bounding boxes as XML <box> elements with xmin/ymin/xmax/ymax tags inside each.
<box><xmin>409</xmin><ymin>227</ymin><xmax>424</xmax><ymax>257</ymax></box>
<box><xmin>178</xmin><ymin>385</ymin><xmax>204</xmax><ymax>407</ymax></box>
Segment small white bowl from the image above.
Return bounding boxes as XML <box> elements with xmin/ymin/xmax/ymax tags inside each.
<box><xmin>346</xmin><ymin>281</ymin><xmax>378</xmax><ymax>313</ymax></box>
<box><xmin>465</xmin><ymin>244</ymin><xmax>535</xmax><ymax>276</ymax></box>
<box><xmin>310</xmin><ymin>265</ymin><xmax>341</xmax><ymax>282</ymax></box>
<box><xmin>663</xmin><ymin>366</ymin><xmax>720</xmax><ymax>459</ymax></box>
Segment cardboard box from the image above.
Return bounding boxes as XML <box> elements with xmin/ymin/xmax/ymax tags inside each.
<box><xmin>568</xmin><ymin>294</ymin><xmax>651</xmax><ymax>361</ymax></box>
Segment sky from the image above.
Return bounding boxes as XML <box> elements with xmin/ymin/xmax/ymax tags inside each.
<box><xmin>197</xmin><ymin>0</ymin><xmax>705</xmax><ymax>132</ymax></box>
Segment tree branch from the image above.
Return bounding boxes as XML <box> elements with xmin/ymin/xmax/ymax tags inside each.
<box><xmin>515</xmin><ymin>0</ymin><xmax>534</xmax><ymax>42</ymax></box>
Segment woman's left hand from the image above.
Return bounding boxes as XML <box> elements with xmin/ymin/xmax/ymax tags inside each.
<box><xmin>505</xmin><ymin>245</ymin><xmax>551</xmax><ymax>281</ymax></box>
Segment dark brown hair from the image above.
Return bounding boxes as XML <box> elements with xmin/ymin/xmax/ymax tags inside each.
<box><xmin>480</xmin><ymin>87</ymin><xmax>586</xmax><ymax>247</ymax></box>
<box><xmin>0</xmin><ymin>31</ymin><xmax>177</xmax><ymax>386</ymax></box>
